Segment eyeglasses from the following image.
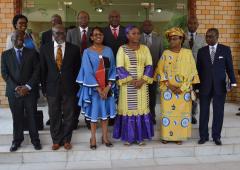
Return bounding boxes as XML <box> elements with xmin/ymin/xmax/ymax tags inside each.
<box><xmin>53</xmin><ymin>31</ymin><xmax>65</xmax><ymax>35</ymax></box>
<box><xmin>168</xmin><ymin>37</ymin><xmax>181</xmax><ymax>41</ymax></box>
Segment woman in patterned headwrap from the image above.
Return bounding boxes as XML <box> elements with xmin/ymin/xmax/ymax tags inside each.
<box><xmin>154</xmin><ymin>27</ymin><xmax>200</xmax><ymax>145</ymax></box>
<box><xmin>113</xmin><ymin>25</ymin><xmax>154</xmax><ymax>146</ymax></box>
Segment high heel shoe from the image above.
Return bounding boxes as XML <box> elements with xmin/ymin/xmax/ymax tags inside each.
<box><xmin>90</xmin><ymin>138</ymin><xmax>97</xmax><ymax>150</ymax></box>
<box><xmin>102</xmin><ymin>137</ymin><xmax>113</xmax><ymax>147</ymax></box>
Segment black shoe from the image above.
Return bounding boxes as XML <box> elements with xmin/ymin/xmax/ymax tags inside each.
<box><xmin>46</xmin><ymin>119</ymin><xmax>50</xmax><ymax>125</ymax></box>
<box><xmin>191</xmin><ymin>117</ymin><xmax>197</xmax><ymax>124</ymax></box>
<box><xmin>33</xmin><ymin>143</ymin><xmax>42</xmax><ymax>150</ymax></box>
<box><xmin>152</xmin><ymin>119</ymin><xmax>156</xmax><ymax>125</ymax></box>
<box><xmin>236</xmin><ymin>112</ymin><xmax>240</xmax><ymax>116</ymax></box>
<box><xmin>10</xmin><ymin>143</ymin><xmax>20</xmax><ymax>152</ymax></box>
<box><xmin>108</xmin><ymin>119</ymin><xmax>115</xmax><ymax>126</ymax></box>
<box><xmin>213</xmin><ymin>138</ymin><xmax>222</xmax><ymax>145</ymax></box>
<box><xmin>198</xmin><ymin>138</ymin><xmax>209</xmax><ymax>144</ymax></box>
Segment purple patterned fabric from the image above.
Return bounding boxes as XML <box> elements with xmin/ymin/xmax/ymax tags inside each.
<box><xmin>117</xmin><ymin>67</ymin><xmax>131</xmax><ymax>79</ymax></box>
<box><xmin>113</xmin><ymin>113</ymin><xmax>154</xmax><ymax>143</ymax></box>
<box><xmin>144</xmin><ymin>65</ymin><xmax>153</xmax><ymax>78</ymax></box>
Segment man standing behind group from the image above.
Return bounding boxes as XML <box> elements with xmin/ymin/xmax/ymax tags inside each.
<box><xmin>103</xmin><ymin>10</ymin><xmax>127</xmax><ymax>126</ymax></box>
<box><xmin>41</xmin><ymin>14</ymin><xmax>62</xmax><ymax>47</ymax></box>
<box><xmin>103</xmin><ymin>10</ymin><xmax>127</xmax><ymax>58</ymax></box>
<box><xmin>66</xmin><ymin>11</ymin><xmax>91</xmax><ymax>129</ymax></box>
<box><xmin>183</xmin><ymin>17</ymin><xmax>205</xmax><ymax>124</ymax></box>
<box><xmin>40</xmin><ymin>24</ymin><xmax>80</xmax><ymax>150</ymax></box>
<box><xmin>140</xmin><ymin>20</ymin><xmax>163</xmax><ymax>124</ymax></box>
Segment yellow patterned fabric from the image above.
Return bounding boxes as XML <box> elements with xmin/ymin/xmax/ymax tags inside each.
<box><xmin>56</xmin><ymin>45</ymin><xmax>62</xmax><ymax>70</ymax></box>
<box><xmin>165</xmin><ymin>27</ymin><xmax>185</xmax><ymax>38</ymax></box>
<box><xmin>117</xmin><ymin>45</ymin><xmax>153</xmax><ymax>116</ymax></box>
<box><xmin>154</xmin><ymin>49</ymin><xmax>200</xmax><ymax>141</ymax></box>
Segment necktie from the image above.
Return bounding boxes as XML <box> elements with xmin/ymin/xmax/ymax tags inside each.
<box><xmin>189</xmin><ymin>33</ymin><xmax>194</xmax><ymax>49</ymax></box>
<box><xmin>81</xmin><ymin>30</ymin><xmax>87</xmax><ymax>54</ymax></box>
<box><xmin>210</xmin><ymin>46</ymin><xmax>215</xmax><ymax>64</ymax></box>
<box><xmin>17</xmin><ymin>49</ymin><xmax>23</xmax><ymax>65</ymax></box>
<box><xmin>145</xmin><ymin>34</ymin><xmax>151</xmax><ymax>47</ymax></box>
<box><xmin>113</xmin><ymin>28</ymin><xmax>118</xmax><ymax>39</ymax></box>
<box><xmin>56</xmin><ymin>45</ymin><xmax>62</xmax><ymax>70</ymax></box>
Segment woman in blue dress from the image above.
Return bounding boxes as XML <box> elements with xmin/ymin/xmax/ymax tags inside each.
<box><xmin>76</xmin><ymin>27</ymin><xmax>116</xmax><ymax>150</ymax></box>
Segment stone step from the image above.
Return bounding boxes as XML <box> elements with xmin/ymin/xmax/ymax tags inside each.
<box><xmin>1</xmin><ymin>137</ymin><xmax>240</xmax><ymax>164</ymax></box>
<box><xmin>0</xmin><ymin>125</ymin><xmax>240</xmax><ymax>145</ymax></box>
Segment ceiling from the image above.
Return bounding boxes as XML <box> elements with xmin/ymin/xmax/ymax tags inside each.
<box><xmin>22</xmin><ymin>0</ymin><xmax>188</xmax><ymax>22</ymax></box>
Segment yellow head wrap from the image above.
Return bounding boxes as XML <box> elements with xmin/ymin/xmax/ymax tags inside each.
<box><xmin>165</xmin><ymin>27</ymin><xmax>185</xmax><ymax>38</ymax></box>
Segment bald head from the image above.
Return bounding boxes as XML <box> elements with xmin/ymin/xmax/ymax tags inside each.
<box><xmin>52</xmin><ymin>24</ymin><xmax>66</xmax><ymax>44</ymax></box>
<box><xmin>187</xmin><ymin>17</ymin><xmax>199</xmax><ymax>33</ymax></box>
<box><xmin>11</xmin><ymin>30</ymin><xmax>25</xmax><ymax>48</ymax></box>
<box><xmin>142</xmin><ymin>20</ymin><xmax>153</xmax><ymax>34</ymax></box>
<box><xmin>51</xmin><ymin>14</ymin><xmax>62</xmax><ymax>27</ymax></box>
<box><xmin>77</xmin><ymin>11</ymin><xmax>89</xmax><ymax>28</ymax></box>
<box><xmin>108</xmin><ymin>10</ymin><xmax>120</xmax><ymax>28</ymax></box>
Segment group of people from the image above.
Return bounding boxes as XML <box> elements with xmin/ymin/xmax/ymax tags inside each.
<box><xmin>1</xmin><ymin>10</ymin><xmax>237</xmax><ymax>152</ymax></box>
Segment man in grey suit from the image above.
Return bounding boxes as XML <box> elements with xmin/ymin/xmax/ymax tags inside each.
<box><xmin>66</xmin><ymin>11</ymin><xmax>91</xmax><ymax>129</ymax></box>
<box><xmin>183</xmin><ymin>17</ymin><xmax>205</xmax><ymax>124</ymax></box>
<box><xmin>140</xmin><ymin>20</ymin><xmax>163</xmax><ymax>124</ymax></box>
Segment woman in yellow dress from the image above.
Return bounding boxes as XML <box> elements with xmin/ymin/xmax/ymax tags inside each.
<box><xmin>113</xmin><ymin>25</ymin><xmax>154</xmax><ymax>145</ymax></box>
<box><xmin>154</xmin><ymin>27</ymin><xmax>200</xmax><ymax>145</ymax></box>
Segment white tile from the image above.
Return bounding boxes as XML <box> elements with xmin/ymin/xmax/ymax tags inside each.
<box><xmin>196</xmin><ymin>155</ymin><xmax>224</xmax><ymax>163</ymax></box>
<box><xmin>111</xmin><ymin>148</ymin><xmax>153</xmax><ymax>160</ymax></box>
<box><xmin>0</xmin><ymin>152</ymin><xmax>22</xmax><ymax>163</ymax></box>
<box><xmin>195</xmin><ymin>145</ymin><xmax>221</xmax><ymax>156</ymax></box>
<box><xmin>111</xmin><ymin>159</ymin><xmax>157</xmax><ymax>168</ymax></box>
<box><xmin>23</xmin><ymin>151</ymin><xmax>67</xmax><ymax>163</ymax></box>
<box><xmin>154</xmin><ymin>147</ymin><xmax>194</xmax><ymax>158</ymax></box>
<box><xmin>18</xmin><ymin>162</ymin><xmax>66</xmax><ymax>170</ymax></box>
<box><xmin>67</xmin><ymin>150</ymin><xmax>110</xmax><ymax>161</ymax></box>
<box><xmin>66</xmin><ymin>161</ymin><xmax>111</xmax><ymax>169</ymax></box>
<box><xmin>155</xmin><ymin>157</ymin><xmax>199</xmax><ymax>165</ymax></box>
<box><xmin>0</xmin><ymin>164</ymin><xmax>21</xmax><ymax>170</ymax></box>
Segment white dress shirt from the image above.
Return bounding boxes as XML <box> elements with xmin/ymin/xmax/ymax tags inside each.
<box><xmin>79</xmin><ymin>27</ymin><xmax>89</xmax><ymax>39</ymax></box>
<box><xmin>54</xmin><ymin>41</ymin><xmax>65</xmax><ymax>60</ymax></box>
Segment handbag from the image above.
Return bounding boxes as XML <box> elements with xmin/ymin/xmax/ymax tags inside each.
<box><xmin>190</xmin><ymin>86</ymin><xmax>197</xmax><ymax>101</ymax></box>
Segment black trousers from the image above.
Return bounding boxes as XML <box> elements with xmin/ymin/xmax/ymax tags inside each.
<box><xmin>148</xmin><ymin>82</ymin><xmax>157</xmax><ymax>121</ymax></box>
<box><xmin>199</xmin><ymin>91</ymin><xmax>226</xmax><ymax>140</ymax></box>
<box><xmin>47</xmin><ymin>90</ymin><xmax>75</xmax><ymax>144</ymax></box>
<box><xmin>8</xmin><ymin>92</ymin><xmax>40</xmax><ymax>145</ymax></box>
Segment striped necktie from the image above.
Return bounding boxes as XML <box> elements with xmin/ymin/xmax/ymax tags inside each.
<box><xmin>210</xmin><ymin>46</ymin><xmax>215</xmax><ymax>64</ymax></box>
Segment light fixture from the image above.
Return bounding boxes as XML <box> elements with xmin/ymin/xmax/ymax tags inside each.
<box><xmin>64</xmin><ymin>1</ymin><xmax>72</xmax><ymax>6</ymax></box>
<box><xmin>155</xmin><ymin>8</ymin><xmax>162</xmax><ymax>13</ymax></box>
<box><xmin>95</xmin><ymin>7</ymin><xmax>103</xmax><ymax>13</ymax></box>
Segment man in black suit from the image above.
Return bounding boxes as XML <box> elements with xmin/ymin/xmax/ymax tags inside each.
<box><xmin>103</xmin><ymin>10</ymin><xmax>127</xmax><ymax>58</ymax></box>
<box><xmin>40</xmin><ymin>14</ymin><xmax>62</xmax><ymax>126</ymax></box>
<box><xmin>41</xmin><ymin>14</ymin><xmax>62</xmax><ymax>47</ymax></box>
<box><xmin>103</xmin><ymin>10</ymin><xmax>127</xmax><ymax>126</ymax></box>
<box><xmin>40</xmin><ymin>24</ymin><xmax>80</xmax><ymax>150</ymax></box>
<box><xmin>1</xmin><ymin>30</ymin><xmax>42</xmax><ymax>152</ymax></box>
<box><xmin>197</xmin><ymin>28</ymin><xmax>237</xmax><ymax>145</ymax></box>
<box><xmin>66</xmin><ymin>11</ymin><xmax>91</xmax><ymax>129</ymax></box>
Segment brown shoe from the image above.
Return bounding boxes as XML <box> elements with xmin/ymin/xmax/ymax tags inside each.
<box><xmin>52</xmin><ymin>144</ymin><xmax>60</xmax><ymax>150</ymax></box>
<box><xmin>64</xmin><ymin>143</ymin><xmax>72</xmax><ymax>150</ymax></box>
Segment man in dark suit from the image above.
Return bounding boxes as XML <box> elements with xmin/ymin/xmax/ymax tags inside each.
<box><xmin>41</xmin><ymin>14</ymin><xmax>62</xmax><ymax>47</ymax></box>
<box><xmin>197</xmin><ymin>28</ymin><xmax>237</xmax><ymax>145</ymax></box>
<box><xmin>103</xmin><ymin>10</ymin><xmax>127</xmax><ymax>126</ymax></box>
<box><xmin>40</xmin><ymin>24</ymin><xmax>80</xmax><ymax>150</ymax></box>
<box><xmin>40</xmin><ymin>14</ymin><xmax>62</xmax><ymax>126</ymax></box>
<box><xmin>66</xmin><ymin>11</ymin><xmax>91</xmax><ymax>129</ymax></box>
<box><xmin>140</xmin><ymin>20</ymin><xmax>163</xmax><ymax>124</ymax></box>
<box><xmin>103</xmin><ymin>10</ymin><xmax>127</xmax><ymax>58</ymax></box>
<box><xmin>1</xmin><ymin>30</ymin><xmax>42</xmax><ymax>152</ymax></box>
